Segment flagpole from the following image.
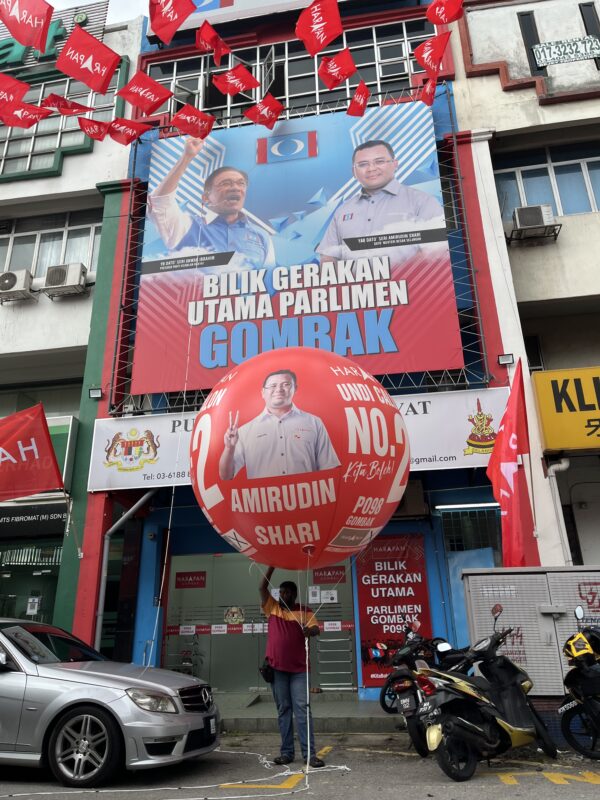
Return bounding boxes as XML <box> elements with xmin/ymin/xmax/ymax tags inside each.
<box><xmin>61</xmin><ymin>488</ymin><xmax>83</xmax><ymax>559</ymax></box>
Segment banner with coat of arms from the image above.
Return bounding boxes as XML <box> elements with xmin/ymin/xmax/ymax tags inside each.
<box><xmin>87</xmin><ymin>388</ymin><xmax>510</xmax><ymax>492</ymax></box>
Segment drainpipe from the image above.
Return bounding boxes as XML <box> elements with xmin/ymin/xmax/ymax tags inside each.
<box><xmin>94</xmin><ymin>489</ymin><xmax>157</xmax><ymax>651</ymax></box>
<box><xmin>547</xmin><ymin>459</ymin><xmax>572</xmax><ymax>566</ymax></box>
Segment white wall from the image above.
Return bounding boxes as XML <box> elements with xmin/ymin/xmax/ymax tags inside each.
<box><xmin>453</xmin><ymin>1</ymin><xmax>600</xmax><ymax>133</ymax></box>
<box><xmin>509</xmin><ymin>213</ymin><xmax>600</xmax><ymax>304</ymax></box>
<box><xmin>557</xmin><ymin>456</ymin><xmax>600</xmax><ymax>565</ymax></box>
<box><xmin>469</xmin><ymin>133</ymin><xmax>569</xmax><ymax>566</ymax></box>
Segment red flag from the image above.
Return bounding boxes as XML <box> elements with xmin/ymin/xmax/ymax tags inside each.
<box><xmin>171</xmin><ymin>104</ymin><xmax>215</xmax><ymax>138</ymax></box>
<box><xmin>41</xmin><ymin>93</ymin><xmax>94</xmax><ymax>115</ymax></box>
<box><xmin>318</xmin><ymin>47</ymin><xmax>357</xmax><ymax>89</ymax></box>
<box><xmin>0</xmin><ymin>73</ymin><xmax>29</xmax><ymax>108</ymax></box>
<box><xmin>0</xmin><ymin>0</ymin><xmax>53</xmax><ymax>53</ymax></box>
<box><xmin>196</xmin><ymin>20</ymin><xmax>231</xmax><ymax>67</ymax></box>
<box><xmin>244</xmin><ymin>93</ymin><xmax>284</xmax><ymax>129</ymax></box>
<box><xmin>149</xmin><ymin>0</ymin><xmax>196</xmax><ymax>46</ymax></box>
<box><xmin>78</xmin><ymin>117</ymin><xmax>111</xmax><ymax>141</ymax></box>
<box><xmin>346</xmin><ymin>80</ymin><xmax>370</xmax><ymax>116</ymax></box>
<box><xmin>117</xmin><ymin>70</ymin><xmax>173</xmax><ymax>116</ymax></box>
<box><xmin>486</xmin><ymin>360</ymin><xmax>540</xmax><ymax>567</ymax></box>
<box><xmin>0</xmin><ymin>404</ymin><xmax>63</xmax><ymax>501</ymax></box>
<box><xmin>414</xmin><ymin>32</ymin><xmax>451</xmax><ymax>78</ymax></box>
<box><xmin>108</xmin><ymin>117</ymin><xmax>153</xmax><ymax>145</ymax></box>
<box><xmin>295</xmin><ymin>0</ymin><xmax>343</xmax><ymax>57</ymax></box>
<box><xmin>212</xmin><ymin>64</ymin><xmax>260</xmax><ymax>96</ymax></box>
<box><xmin>426</xmin><ymin>0</ymin><xmax>464</xmax><ymax>25</ymax></box>
<box><xmin>415</xmin><ymin>77</ymin><xmax>437</xmax><ymax>107</ymax></box>
<box><xmin>56</xmin><ymin>25</ymin><xmax>121</xmax><ymax>94</ymax></box>
<box><xmin>0</xmin><ymin>101</ymin><xmax>51</xmax><ymax>128</ymax></box>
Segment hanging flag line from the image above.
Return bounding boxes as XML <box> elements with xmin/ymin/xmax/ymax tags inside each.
<box><xmin>0</xmin><ymin>0</ymin><xmax>462</xmax><ymax>141</ymax></box>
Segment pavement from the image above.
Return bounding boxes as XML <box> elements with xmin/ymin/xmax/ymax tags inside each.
<box><xmin>217</xmin><ymin>689</ymin><xmax>395</xmax><ymax>733</ymax></box>
<box><xmin>1</xmin><ymin>732</ymin><xmax>599</xmax><ymax>800</ymax></box>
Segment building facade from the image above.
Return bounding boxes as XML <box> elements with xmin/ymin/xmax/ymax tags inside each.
<box><xmin>37</xmin><ymin>0</ymin><xmax>596</xmax><ymax>698</ymax></box>
<box><xmin>452</xmin><ymin>0</ymin><xmax>600</xmax><ymax>567</ymax></box>
<box><xmin>0</xmin><ymin>2</ymin><xmax>143</xmax><ymax>627</ymax></box>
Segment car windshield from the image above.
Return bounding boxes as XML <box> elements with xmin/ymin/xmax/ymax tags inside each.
<box><xmin>0</xmin><ymin>623</ymin><xmax>108</xmax><ymax>664</ymax></box>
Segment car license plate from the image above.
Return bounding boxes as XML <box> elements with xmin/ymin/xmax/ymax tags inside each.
<box><xmin>209</xmin><ymin>717</ymin><xmax>217</xmax><ymax>734</ymax></box>
<box><xmin>399</xmin><ymin>695</ymin><xmax>416</xmax><ymax>712</ymax></box>
<box><xmin>419</xmin><ymin>700</ymin><xmax>433</xmax><ymax>713</ymax></box>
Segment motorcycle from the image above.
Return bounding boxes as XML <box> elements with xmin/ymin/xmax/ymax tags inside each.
<box><xmin>558</xmin><ymin>604</ymin><xmax>600</xmax><ymax>759</ymax></box>
<box><xmin>379</xmin><ymin>625</ymin><xmax>468</xmax><ymax>757</ymax></box>
<box><xmin>415</xmin><ymin>604</ymin><xmax>557</xmax><ymax>781</ymax></box>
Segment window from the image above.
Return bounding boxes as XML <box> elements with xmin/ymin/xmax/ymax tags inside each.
<box><xmin>0</xmin><ymin>72</ymin><xmax>119</xmax><ymax>176</ymax></box>
<box><xmin>0</xmin><ymin>210</ymin><xmax>102</xmax><ymax>278</ymax></box>
<box><xmin>524</xmin><ymin>335</ymin><xmax>544</xmax><ymax>371</ymax></box>
<box><xmin>145</xmin><ymin>19</ymin><xmax>435</xmax><ymax>126</ymax></box>
<box><xmin>580</xmin><ymin>3</ymin><xmax>600</xmax><ymax>70</ymax></box>
<box><xmin>517</xmin><ymin>11</ymin><xmax>547</xmax><ymax>77</ymax></box>
<box><xmin>441</xmin><ymin>508</ymin><xmax>502</xmax><ymax>565</ymax></box>
<box><xmin>493</xmin><ymin>143</ymin><xmax>600</xmax><ymax>220</ymax></box>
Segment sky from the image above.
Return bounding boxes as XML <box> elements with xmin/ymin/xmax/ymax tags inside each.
<box><xmin>51</xmin><ymin>0</ymin><xmax>148</xmax><ymax>25</ymax></box>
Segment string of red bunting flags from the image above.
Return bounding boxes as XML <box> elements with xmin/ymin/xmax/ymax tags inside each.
<box><xmin>0</xmin><ymin>0</ymin><xmax>463</xmax><ymax>143</ymax></box>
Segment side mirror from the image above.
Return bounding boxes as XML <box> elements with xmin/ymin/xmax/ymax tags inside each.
<box><xmin>436</xmin><ymin>642</ymin><xmax>453</xmax><ymax>653</ymax></box>
<box><xmin>575</xmin><ymin>605</ymin><xmax>585</xmax><ymax>621</ymax></box>
<box><xmin>492</xmin><ymin>603</ymin><xmax>503</xmax><ymax>619</ymax></box>
<box><xmin>0</xmin><ymin>651</ymin><xmax>9</xmax><ymax>669</ymax></box>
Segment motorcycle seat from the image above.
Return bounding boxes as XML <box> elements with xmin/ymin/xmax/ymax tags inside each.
<box><xmin>451</xmin><ymin>671</ymin><xmax>492</xmax><ymax>693</ymax></box>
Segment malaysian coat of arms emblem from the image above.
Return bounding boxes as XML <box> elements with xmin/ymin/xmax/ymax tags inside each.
<box><xmin>104</xmin><ymin>428</ymin><xmax>160</xmax><ymax>471</ymax></box>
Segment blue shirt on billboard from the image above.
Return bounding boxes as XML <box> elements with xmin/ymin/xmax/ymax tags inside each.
<box><xmin>149</xmin><ymin>191</ymin><xmax>275</xmax><ymax>271</ymax></box>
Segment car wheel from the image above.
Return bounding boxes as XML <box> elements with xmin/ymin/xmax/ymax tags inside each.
<box><xmin>47</xmin><ymin>705</ymin><xmax>123</xmax><ymax>787</ymax></box>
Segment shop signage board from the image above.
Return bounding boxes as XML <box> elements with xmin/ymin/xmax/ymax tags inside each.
<box><xmin>533</xmin><ymin>36</ymin><xmax>600</xmax><ymax>67</ymax></box>
<box><xmin>132</xmin><ymin>104</ymin><xmax>462</xmax><ymax>393</ymax></box>
<box><xmin>0</xmin><ymin>503</ymin><xmax>67</xmax><ymax>539</ymax></box>
<box><xmin>532</xmin><ymin>366</ymin><xmax>600</xmax><ymax>451</ymax></box>
<box><xmin>88</xmin><ymin>387</ymin><xmax>509</xmax><ymax>491</ymax></box>
<box><xmin>355</xmin><ymin>534</ymin><xmax>431</xmax><ymax>687</ymax></box>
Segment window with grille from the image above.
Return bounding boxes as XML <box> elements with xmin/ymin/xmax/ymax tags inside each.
<box><xmin>0</xmin><ymin>72</ymin><xmax>119</xmax><ymax>177</ymax></box>
<box><xmin>0</xmin><ymin>209</ymin><xmax>102</xmax><ymax>279</ymax></box>
<box><xmin>145</xmin><ymin>19</ymin><xmax>435</xmax><ymax>127</ymax></box>
<box><xmin>493</xmin><ymin>142</ymin><xmax>600</xmax><ymax>221</ymax></box>
<box><xmin>441</xmin><ymin>508</ymin><xmax>502</xmax><ymax>565</ymax></box>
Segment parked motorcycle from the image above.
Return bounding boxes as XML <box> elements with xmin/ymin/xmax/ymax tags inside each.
<box><xmin>415</xmin><ymin>605</ymin><xmax>557</xmax><ymax>781</ymax></box>
<box><xmin>379</xmin><ymin>625</ymin><xmax>468</xmax><ymax>757</ymax></box>
<box><xmin>558</xmin><ymin>604</ymin><xmax>600</xmax><ymax>759</ymax></box>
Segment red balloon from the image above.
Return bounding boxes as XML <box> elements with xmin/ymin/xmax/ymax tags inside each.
<box><xmin>190</xmin><ymin>348</ymin><xmax>410</xmax><ymax>569</ymax></box>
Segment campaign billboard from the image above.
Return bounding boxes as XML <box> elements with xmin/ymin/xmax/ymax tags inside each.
<box><xmin>131</xmin><ymin>104</ymin><xmax>463</xmax><ymax>394</ymax></box>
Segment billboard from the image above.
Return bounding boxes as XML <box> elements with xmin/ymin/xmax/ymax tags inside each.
<box><xmin>171</xmin><ymin>1</ymin><xmax>349</xmax><ymax>30</ymax></box>
<box><xmin>131</xmin><ymin>104</ymin><xmax>463</xmax><ymax>394</ymax></box>
<box><xmin>356</xmin><ymin>535</ymin><xmax>431</xmax><ymax>687</ymax></box>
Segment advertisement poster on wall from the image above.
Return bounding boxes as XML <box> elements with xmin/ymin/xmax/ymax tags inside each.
<box><xmin>131</xmin><ymin>104</ymin><xmax>462</xmax><ymax>394</ymax></box>
<box><xmin>356</xmin><ymin>534</ymin><xmax>431</xmax><ymax>687</ymax></box>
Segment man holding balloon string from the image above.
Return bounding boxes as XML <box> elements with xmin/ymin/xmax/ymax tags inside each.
<box><xmin>259</xmin><ymin>566</ymin><xmax>325</xmax><ymax>768</ymax></box>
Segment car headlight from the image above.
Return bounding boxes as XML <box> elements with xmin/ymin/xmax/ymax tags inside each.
<box><xmin>126</xmin><ymin>689</ymin><xmax>178</xmax><ymax>713</ymax></box>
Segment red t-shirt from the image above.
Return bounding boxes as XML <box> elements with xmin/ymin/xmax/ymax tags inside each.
<box><xmin>262</xmin><ymin>595</ymin><xmax>318</xmax><ymax>673</ymax></box>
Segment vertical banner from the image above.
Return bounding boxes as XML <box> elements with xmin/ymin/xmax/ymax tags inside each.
<box><xmin>132</xmin><ymin>105</ymin><xmax>463</xmax><ymax>393</ymax></box>
<box><xmin>356</xmin><ymin>534</ymin><xmax>431</xmax><ymax>687</ymax></box>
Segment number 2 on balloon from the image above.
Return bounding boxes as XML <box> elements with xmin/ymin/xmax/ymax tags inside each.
<box><xmin>191</xmin><ymin>413</ymin><xmax>224</xmax><ymax>511</ymax></box>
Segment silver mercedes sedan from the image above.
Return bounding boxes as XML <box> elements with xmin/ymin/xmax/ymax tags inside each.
<box><xmin>0</xmin><ymin>619</ymin><xmax>220</xmax><ymax>787</ymax></box>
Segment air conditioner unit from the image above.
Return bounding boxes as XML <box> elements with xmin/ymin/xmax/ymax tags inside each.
<box><xmin>0</xmin><ymin>269</ymin><xmax>34</xmax><ymax>302</ymax></box>
<box><xmin>41</xmin><ymin>263</ymin><xmax>88</xmax><ymax>298</ymax></box>
<box><xmin>513</xmin><ymin>204</ymin><xmax>555</xmax><ymax>231</ymax></box>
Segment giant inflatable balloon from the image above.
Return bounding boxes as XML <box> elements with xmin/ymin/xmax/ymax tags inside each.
<box><xmin>190</xmin><ymin>348</ymin><xmax>409</xmax><ymax>569</ymax></box>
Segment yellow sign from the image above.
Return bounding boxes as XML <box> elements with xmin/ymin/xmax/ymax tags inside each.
<box><xmin>533</xmin><ymin>367</ymin><xmax>600</xmax><ymax>451</ymax></box>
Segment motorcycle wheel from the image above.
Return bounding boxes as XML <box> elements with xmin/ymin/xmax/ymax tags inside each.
<box><xmin>406</xmin><ymin>717</ymin><xmax>429</xmax><ymax>758</ymax></box>
<box><xmin>379</xmin><ymin>676</ymin><xmax>402</xmax><ymax>714</ymax></box>
<box><xmin>435</xmin><ymin>735</ymin><xmax>477</xmax><ymax>782</ymax></box>
<box><xmin>528</xmin><ymin>702</ymin><xmax>558</xmax><ymax>758</ymax></box>
<box><xmin>561</xmin><ymin>705</ymin><xmax>600</xmax><ymax>759</ymax></box>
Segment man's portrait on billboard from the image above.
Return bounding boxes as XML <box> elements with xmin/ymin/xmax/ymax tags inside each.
<box><xmin>218</xmin><ymin>369</ymin><xmax>340</xmax><ymax>481</ymax></box>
